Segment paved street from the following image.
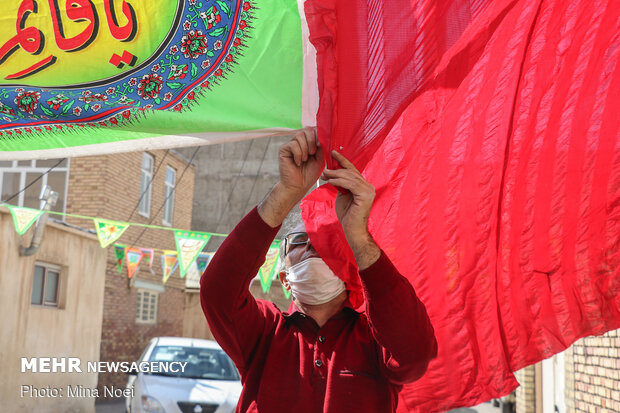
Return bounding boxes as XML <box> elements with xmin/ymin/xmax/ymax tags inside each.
<box><xmin>95</xmin><ymin>400</ymin><xmax>125</xmax><ymax>413</ymax></box>
<box><xmin>95</xmin><ymin>399</ymin><xmax>502</xmax><ymax>413</ymax></box>
<box><xmin>449</xmin><ymin>401</ymin><xmax>503</xmax><ymax>413</ymax></box>
<box><xmin>95</xmin><ymin>400</ymin><xmax>123</xmax><ymax>413</ymax></box>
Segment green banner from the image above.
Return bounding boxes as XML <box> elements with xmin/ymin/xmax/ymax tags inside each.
<box><xmin>0</xmin><ymin>0</ymin><xmax>313</xmax><ymax>159</ymax></box>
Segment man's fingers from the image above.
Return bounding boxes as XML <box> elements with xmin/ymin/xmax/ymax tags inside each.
<box><xmin>325</xmin><ymin>177</ymin><xmax>375</xmax><ymax>201</ymax></box>
<box><xmin>321</xmin><ymin>168</ymin><xmax>364</xmax><ymax>184</ymax></box>
<box><xmin>315</xmin><ymin>142</ymin><xmax>324</xmax><ymax>163</ymax></box>
<box><xmin>283</xmin><ymin>139</ymin><xmax>304</xmax><ymax>166</ymax></box>
<box><xmin>331</xmin><ymin>150</ymin><xmax>358</xmax><ymax>171</ymax></box>
<box><xmin>281</xmin><ymin>128</ymin><xmax>323</xmax><ymax>168</ymax></box>
<box><xmin>302</xmin><ymin>127</ymin><xmax>318</xmax><ymax>155</ymax></box>
<box><xmin>294</xmin><ymin>131</ymin><xmax>309</xmax><ymax>163</ymax></box>
<box><xmin>322</xmin><ymin>177</ymin><xmax>357</xmax><ymax>192</ymax></box>
<box><xmin>321</xmin><ymin>171</ymin><xmax>373</xmax><ymax>194</ymax></box>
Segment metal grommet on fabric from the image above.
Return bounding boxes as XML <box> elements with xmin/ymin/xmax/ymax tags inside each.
<box><xmin>318</xmin><ymin>336</ymin><xmax>326</xmax><ymax>343</ymax></box>
<box><xmin>314</xmin><ymin>359</ymin><xmax>323</xmax><ymax>368</ymax></box>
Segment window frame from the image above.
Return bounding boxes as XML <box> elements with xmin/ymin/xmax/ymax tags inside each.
<box><xmin>135</xmin><ymin>289</ymin><xmax>158</xmax><ymax>324</ymax></box>
<box><xmin>138</xmin><ymin>153</ymin><xmax>154</xmax><ymax>218</ymax></box>
<box><xmin>162</xmin><ymin>166</ymin><xmax>176</xmax><ymax>226</ymax></box>
<box><xmin>31</xmin><ymin>262</ymin><xmax>61</xmax><ymax>308</ymax></box>
<box><xmin>0</xmin><ymin>159</ymin><xmax>70</xmax><ymax>217</ymax></box>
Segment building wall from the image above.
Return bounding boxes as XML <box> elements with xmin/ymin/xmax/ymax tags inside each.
<box><xmin>0</xmin><ymin>208</ymin><xmax>107</xmax><ymax>413</ymax></box>
<box><xmin>177</xmin><ymin>136</ymin><xmax>291</xmax><ymax>236</ymax></box>
<box><xmin>565</xmin><ymin>345</ymin><xmax>575</xmax><ymax>413</ymax></box>
<box><xmin>515</xmin><ymin>366</ymin><xmax>537</xmax><ymax>413</ymax></box>
<box><xmin>183</xmin><ymin>292</ymin><xmax>215</xmax><ymax>340</ymax></box>
<box><xmin>568</xmin><ymin>329</ymin><xmax>620</xmax><ymax>413</ymax></box>
<box><xmin>515</xmin><ymin>328</ymin><xmax>620</xmax><ymax>413</ymax></box>
<box><xmin>66</xmin><ymin>149</ymin><xmax>195</xmax><ymax>399</ymax></box>
<box><xmin>176</xmin><ymin>138</ymin><xmax>295</xmax><ymax>341</ymax></box>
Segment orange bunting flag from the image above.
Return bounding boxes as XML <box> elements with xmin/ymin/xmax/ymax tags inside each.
<box><xmin>125</xmin><ymin>247</ymin><xmax>144</xmax><ymax>279</ymax></box>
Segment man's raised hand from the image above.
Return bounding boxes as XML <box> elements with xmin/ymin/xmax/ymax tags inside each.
<box><xmin>258</xmin><ymin>128</ymin><xmax>324</xmax><ymax>228</ymax></box>
<box><xmin>278</xmin><ymin>127</ymin><xmax>324</xmax><ymax>199</ymax></box>
<box><xmin>321</xmin><ymin>151</ymin><xmax>381</xmax><ymax>270</ymax></box>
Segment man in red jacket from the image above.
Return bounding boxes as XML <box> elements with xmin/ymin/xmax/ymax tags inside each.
<box><xmin>201</xmin><ymin>128</ymin><xmax>437</xmax><ymax>413</ymax></box>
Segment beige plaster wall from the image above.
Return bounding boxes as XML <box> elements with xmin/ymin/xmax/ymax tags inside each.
<box><xmin>0</xmin><ymin>208</ymin><xmax>107</xmax><ymax>413</ymax></box>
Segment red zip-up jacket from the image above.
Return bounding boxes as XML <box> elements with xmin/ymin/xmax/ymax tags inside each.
<box><xmin>200</xmin><ymin>207</ymin><xmax>437</xmax><ymax>413</ymax></box>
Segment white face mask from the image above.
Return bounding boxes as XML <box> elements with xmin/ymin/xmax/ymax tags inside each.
<box><xmin>285</xmin><ymin>258</ymin><xmax>346</xmax><ymax>305</ymax></box>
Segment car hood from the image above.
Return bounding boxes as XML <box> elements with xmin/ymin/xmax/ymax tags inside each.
<box><xmin>141</xmin><ymin>374</ymin><xmax>242</xmax><ymax>405</ymax></box>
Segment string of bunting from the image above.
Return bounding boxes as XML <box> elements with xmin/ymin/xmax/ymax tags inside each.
<box><xmin>2</xmin><ymin>204</ymin><xmax>283</xmax><ymax>293</ymax></box>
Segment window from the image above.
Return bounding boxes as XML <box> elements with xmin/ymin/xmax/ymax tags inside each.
<box><xmin>0</xmin><ymin>159</ymin><xmax>69</xmax><ymax>215</ymax></box>
<box><xmin>138</xmin><ymin>153</ymin><xmax>154</xmax><ymax>217</ymax></box>
<box><xmin>136</xmin><ymin>289</ymin><xmax>158</xmax><ymax>324</ymax></box>
<box><xmin>162</xmin><ymin>166</ymin><xmax>176</xmax><ymax>225</ymax></box>
<box><xmin>31</xmin><ymin>263</ymin><xmax>60</xmax><ymax>307</ymax></box>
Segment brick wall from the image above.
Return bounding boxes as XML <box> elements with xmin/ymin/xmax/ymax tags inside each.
<box><xmin>569</xmin><ymin>329</ymin><xmax>620</xmax><ymax>413</ymax></box>
<box><xmin>65</xmin><ymin>155</ymin><xmax>108</xmax><ymax>218</ymax></box>
<box><xmin>566</xmin><ymin>345</ymin><xmax>575</xmax><ymax>412</ymax></box>
<box><xmin>515</xmin><ymin>366</ymin><xmax>537</xmax><ymax>413</ymax></box>
<box><xmin>515</xmin><ymin>328</ymin><xmax>620</xmax><ymax>413</ymax></box>
<box><xmin>66</xmin><ymin>149</ymin><xmax>195</xmax><ymax>399</ymax></box>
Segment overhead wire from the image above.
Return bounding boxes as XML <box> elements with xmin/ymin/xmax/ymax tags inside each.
<box><xmin>126</xmin><ymin>149</ymin><xmax>170</xmax><ymax>223</ymax></box>
<box><xmin>0</xmin><ymin>158</ymin><xmax>65</xmax><ymax>204</ymax></box>
<box><xmin>213</xmin><ymin>139</ymin><xmax>254</xmax><ymax>233</ymax></box>
<box><xmin>127</xmin><ymin>146</ymin><xmax>201</xmax><ymax>249</ymax></box>
<box><xmin>239</xmin><ymin>136</ymin><xmax>272</xmax><ymax>219</ymax></box>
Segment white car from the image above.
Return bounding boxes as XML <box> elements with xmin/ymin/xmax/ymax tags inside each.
<box><xmin>125</xmin><ymin>337</ymin><xmax>242</xmax><ymax>413</ymax></box>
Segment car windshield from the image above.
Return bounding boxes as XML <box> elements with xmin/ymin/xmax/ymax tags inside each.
<box><xmin>147</xmin><ymin>345</ymin><xmax>240</xmax><ymax>381</ymax></box>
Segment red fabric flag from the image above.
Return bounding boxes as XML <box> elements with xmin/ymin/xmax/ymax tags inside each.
<box><xmin>302</xmin><ymin>0</ymin><xmax>620</xmax><ymax>411</ymax></box>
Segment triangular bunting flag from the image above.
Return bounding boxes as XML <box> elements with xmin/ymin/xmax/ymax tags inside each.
<box><xmin>6</xmin><ymin>205</ymin><xmax>44</xmax><ymax>235</ymax></box>
<box><xmin>195</xmin><ymin>253</ymin><xmax>214</xmax><ymax>275</ymax></box>
<box><xmin>125</xmin><ymin>247</ymin><xmax>144</xmax><ymax>279</ymax></box>
<box><xmin>174</xmin><ymin>231</ymin><xmax>212</xmax><ymax>278</ymax></box>
<box><xmin>114</xmin><ymin>245</ymin><xmax>126</xmax><ymax>274</ymax></box>
<box><xmin>93</xmin><ymin>218</ymin><xmax>129</xmax><ymax>248</ymax></box>
<box><xmin>139</xmin><ymin>248</ymin><xmax>155</xmax><ymax>273</ymax></box>
<box><xmin>282</xmin><ymin>283</ymin><xmax>292</xmax><ymax>300</ymax></box>
<box><xmin>161</xmin><ymin>251</ymin><xmax>178</xmax><ymax>284</ymax></box>
<box><xmin>258</xmin><ymin>241</ymin><xmax>281</xmax><ymax>293</ymax></box>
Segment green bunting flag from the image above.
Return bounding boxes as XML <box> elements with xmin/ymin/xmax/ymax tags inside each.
<box><xmin>6</xmin><ymin>206</ymin><xmax>44</xmax><ymax>235</ymax></box>
<box><xmin>114</xmin><ymin>245</ymin><xmax>126</xmax><ymax>274</ymax></box>
<box><xmin>93</xmin><ymin>218</ymin><xmax>129</xmax><ymax>248</ymax></box>
<box><xmin>174</xmin><ymin>231</ymin><xmax>212</xmax><ymax>278</ymax></box>
<box><xmin>125</xmin><ymin>247</ymin><xmax>144</xmax><ymax>279</ymax></box>
<box><xmin>282</xmin><ymin>283</ymin><xmax>292</xmax><ymax>299</ymax></box>
<box><xmin>161</xmin><ymin>250</ymin><xmax>178</xmax><ymax>284</ymax></box>
<box><xmin>258</xmin><ymin>241</ymin><xmax>280</xmax><ymax>293</ymax></box>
